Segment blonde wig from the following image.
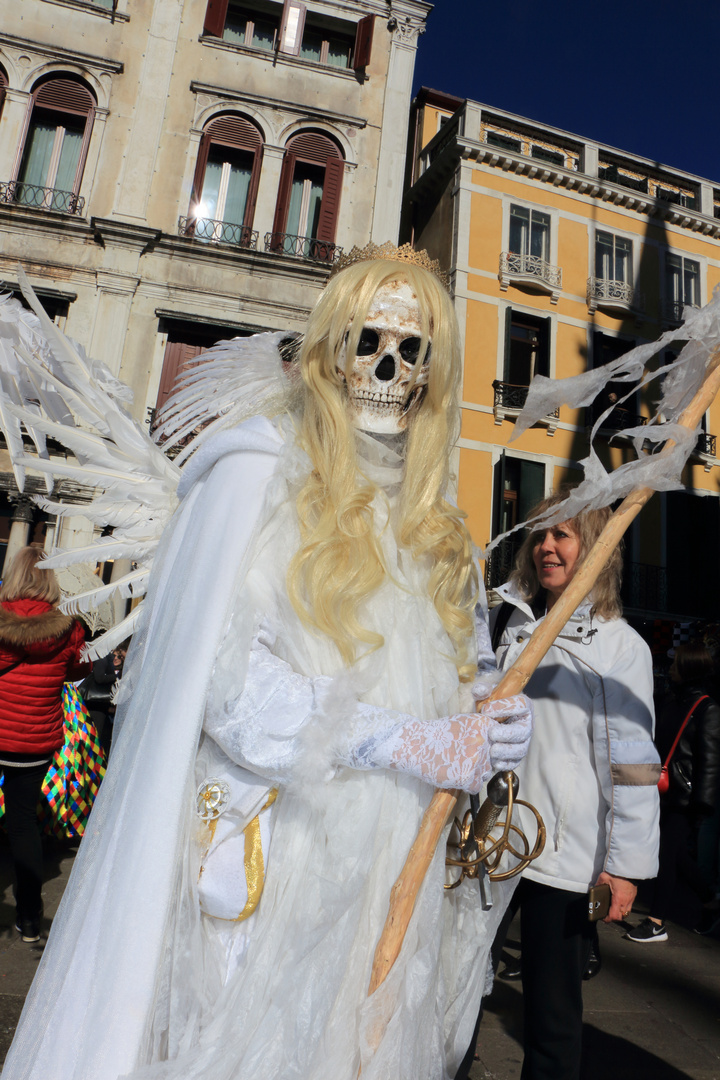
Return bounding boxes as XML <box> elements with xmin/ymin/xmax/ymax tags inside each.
<box><xmin>509</xmin><ymin>490</ymin><xmax>623</xmax><ymax>619</ymax></box>
<box><xmin>0</xmin><ymin>544</ymin><xmax>60</xmax><ymax>605</ymax></box>
<box><xmin>287</xmin><ymin>258</ymin><xmax>478</xmax><ymax>678</ymax></box>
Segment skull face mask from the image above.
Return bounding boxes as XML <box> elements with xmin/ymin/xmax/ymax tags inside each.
<box><xmin>337</xmin><ymin>280</ymin><xmax>431</xmax><ymax>434</ymax></box>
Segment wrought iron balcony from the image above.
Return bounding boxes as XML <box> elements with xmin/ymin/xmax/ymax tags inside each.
<box><xmin>178</xmin><ymin>215</ymin><xmax>258</xmax><ymax>249</ymax></box>
<box><xmin>0</xmin><ymin>180</ymin><xmax>85</xmax><ymax>215</ymax></box>
<box><xmin>264</xmin><ymin>232</ymin><xmax>343</xmax><ymax>263</ymax></box>
<box><xmin>695</xmin><ymin>431</ymin><xmax>717</xmax><ymax>457</ymax></box>
<box><xmin>623</xmin><ymin>561</ymin><xmax>668</xmax><ymax>613</ymax></box>
<box><xmin>587</xmin><ymin>277</ymin><xmax>643</xmax><ymax>315</ymax></box>
<box><xmin>499</xmin><ymin>251</ymin><xmax>562</xmax><ymax>303</ymax></box>
<box><xmin>663</xmin><ymin>298</ymin><xmax>699</xmax><ymax>326</ymax></box>
<box><xmin>587</xmin><ymin>403</ymin><xmax>647</xmax><ymax>432</ymax></box>
<box><xmin>485</xmin><ymin>537</ymin><xmax>523</xmax><ymax>590</ymax></box>
<box><xmin>492</xmin><ymin>380</ymin><xmax>559</xmax><ymax>432</ymax></box>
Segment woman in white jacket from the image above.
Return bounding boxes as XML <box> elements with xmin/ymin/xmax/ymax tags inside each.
<box><xmin>492</xmin><ymin>492</ymin><xmax>660</xmax><ymax>1080</ymax></box>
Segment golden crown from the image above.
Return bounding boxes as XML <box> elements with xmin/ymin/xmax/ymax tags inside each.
<box><xmin>329</xmin><ymin>242</ymin><xmax>450</xmax><ymax>291</ymax></box>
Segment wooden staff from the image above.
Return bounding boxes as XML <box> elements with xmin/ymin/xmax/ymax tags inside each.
<box><xmin>367</xmin><ymin>345</ymin><xmax>720</xmax><ymax>999</ymax></box>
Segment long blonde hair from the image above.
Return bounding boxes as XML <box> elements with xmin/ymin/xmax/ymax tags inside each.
<box><xmin>0</xmin><ymin>544</ymin><xmax>60</xmax><ymax>604</ymax></box>
<box><xmin>509</xmin><ymin>490</ymin><xmax>622</xmax><ymax>619</ymax></box>
<box><xmin>287</xmin><ymin>258</ymin><xmax>478</xmax><ymax>679</ymax></box>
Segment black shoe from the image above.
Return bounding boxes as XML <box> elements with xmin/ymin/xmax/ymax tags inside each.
<box><xmin>583</xmin><ymin>941</ymin><xmax>602</xmax><ymax>980</ymax></box>
<box><xmin>694</xmin><ymin>906</ymin><xmax>720</xmax><ymax>935</ymax></box>
<box><xmin>14</xmin><ymin>917</ymin><xmax>40</xmax><ymax>943</ymax></box>
<box><xmin>500</xmin><ymin>957</ymin><xmax>522</xmax><ymax>980</ymax></box>
<box><xmin>625</xmin><ymin>917</ymin><xmax>668</xmax><ymax>943</ymax></box>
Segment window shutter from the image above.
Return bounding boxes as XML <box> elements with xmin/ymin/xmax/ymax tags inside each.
<box><xmin>503</xmin><ymin>307</ymin><xmax>513</xmax><ymax>382</ymax></box>
<box><xmin>190</xmin><ymin>131</ymin><xmax>212</xmax><ymax>209</ymax></box>
<box><xmin>0</xmin><ymin>69</ymin><xmax>7</xmax><ymax>116</ymax></box>
<box><xmin>352</xmin><ymin>14</ymin><xmax>374</xmax><ymax>69</ymax></box>
<box><xmin>537</xmin><ymin>316</ymin><xmax>551</xmax><ymax>378</ymax></box>
<box><xmin>271</xmin><ymin>151</ymin><xmax>297</xmax><ymax>239</ymax></box>
<box><xmin>156</xmin><ymin>341</ymin><xmax>206</xmax><ymax>414</ymax></box>
<box><xmin>203</xmin><ymin>0</ymin><xmax>229</xmax><ymax>37</ymax></box>
<box><xmin>315</xmin><ymin>155</ymin><xmax>344</xmax><ymax>244</ymax></box>
<box><xmin>287</xmin><ymin>131</ymin><xmax>342</xmax><ymax>165</ymax></box>
<box><xmin>205</xmin><ymin>114</ymin><xmax>263</xmax><ymax>152</ymax></box>
<box><xmin>279</xmin><ymin>0</ymin><xmax>306</xmax><ymax>55</ymax></box>
<box><xmin>34</xmin><ymin>78</ymin><xmax>96</xmax><ymax>116</ymax></box>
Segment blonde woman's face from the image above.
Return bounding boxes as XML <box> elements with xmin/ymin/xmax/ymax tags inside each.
<box><xmin>336</xmin><ymin>280</ymin><xmax>431</xmax><ymax>434</ymax></box>
<box><xmin>532</xmin><ymin>521</ymin><xmax>581</xmax><ymax>601</ymax></box>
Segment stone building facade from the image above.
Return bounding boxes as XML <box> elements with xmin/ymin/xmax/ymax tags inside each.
<box><xmin>0</xmin><ymin>0</ymin><xmax>430</xmax><ymax>570</ymax></box>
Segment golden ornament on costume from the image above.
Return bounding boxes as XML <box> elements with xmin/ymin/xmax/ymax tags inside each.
<box><xmin>329</xmin><ymin>242</ymin><xmax>451</xmax><ymax>291</ymax></box>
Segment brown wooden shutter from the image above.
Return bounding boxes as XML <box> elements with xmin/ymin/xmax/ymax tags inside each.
<box><xmin>205</xmin><ymin>114</ymin><xmax>263</xmax><ymax>152</ymax></box>
<box><xmin>203</xmin><ymin>0</ymin><xmax>228</xmax><ymax>37</ymax></box>
<box><xmin>279</xmin><ymin>0</ymin><xmax>306</xmax><ymax>55</ymax></box>
<box><xmin>35</xmin><ymin>78</ymin><xmax>96</xmax><ymax>116</ymax></box>
<box><xmin>156</xmin><ymin>341</ymin><xmax>206</xmax><ymax>414</ymax></box>
<box><xmin>0</xmin><ymin>69</ymin><xmax>7</xmax><ymax>116</ymax></box>
<box><xmin>271</xmin><ymin>151</ymin><xmax>297</xmax><ymax>240</ymax></box>
<box><xmin>315</xmin><ymin>156</ymin><xmax>343</xmax><ymax>244</ymax></box>
<box><xmin>190</xmin><ymin>132</ymin><xmax>212</xmax><ymax>209</ymax></box>
<box><xmin>287</xmin><ymin>131</ymin><xmax>342</xmax><ymax>165</ymax></box>
<box><xmin>352</xmin><ymin>14</ymin><xmax>374</xmax><ymax>69</ymax></box>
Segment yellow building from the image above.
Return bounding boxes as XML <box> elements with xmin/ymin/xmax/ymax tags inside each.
<box><xmin>403</xmin><ymin>89</ymin><xmax>720</xmax><ymax>627</ymax></box>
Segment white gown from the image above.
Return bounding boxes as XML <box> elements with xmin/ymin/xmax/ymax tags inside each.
<box><xmin>2</xmin><ymin>414</ymin><xmax>508</xmax><ymax>1080</ymax></box>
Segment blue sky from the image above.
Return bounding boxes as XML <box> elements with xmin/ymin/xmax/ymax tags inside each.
<box><xmin>413</xmin><ymin>0</ymin><xmax>719</xmax><ymax>184</ymax></box>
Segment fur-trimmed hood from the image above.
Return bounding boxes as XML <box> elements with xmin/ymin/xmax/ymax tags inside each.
<box><xmin>0</xmin><ymin>600</ymin><xmax>73</xmax><ymax>648</ymax></box>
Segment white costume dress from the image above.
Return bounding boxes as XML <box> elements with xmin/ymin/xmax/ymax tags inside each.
<box><xmin>3</xmin><ymin>414</ymin><xmax>509</xmax><ymax>1080</ymax></box>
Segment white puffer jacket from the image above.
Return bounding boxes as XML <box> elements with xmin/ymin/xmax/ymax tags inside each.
<box><xmin>492</xmin><ymin>582</ymin><xmax>661</xmax><ymax>893</ymax></box>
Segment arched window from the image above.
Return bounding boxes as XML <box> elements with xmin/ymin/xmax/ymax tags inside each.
<box><xmin>270</xmin><ymin>131</ymin><xmax>344</xmax><ymax>260</ymax></box>
<box><xmin>182</xmin><ymin>113</ymin><xmax>263</xmax><ymax>247</ymax></box>
<box><xmin>13</xmin><ymin>76</ymin><xmax>95</xmax><ymax>214</ymax></box>
<box><xmin>0</xmin><ymin>68</ymin><xmax>7</xmax><ymax>119</ymax></box>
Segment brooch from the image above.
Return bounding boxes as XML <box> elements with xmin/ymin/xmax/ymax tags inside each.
<box><xmin>196</xmin><ymin>777</ymin><xmax>231</xmax><ymax>821</ymax></box>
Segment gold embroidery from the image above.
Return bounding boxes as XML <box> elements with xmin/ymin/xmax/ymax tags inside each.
<box><xmin>235</xmin><ymin>788</ymin><xmax>278</xmax><ymax>922</ymax></box>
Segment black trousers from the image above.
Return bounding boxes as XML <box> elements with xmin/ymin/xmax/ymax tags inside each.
<box><xmin>2</xmin><ymin>761</ymin><xmax>49</xmax><ymax>920</ymax></box>
<box><xmin>519</xmin><ymin>878</ymin><xmax>594</xmax><ymax>1080</ymax></box>
<box><xmin>651</xmin><ymin>808</ymin><xmax>712</xmax><ymax>919</ymax></box>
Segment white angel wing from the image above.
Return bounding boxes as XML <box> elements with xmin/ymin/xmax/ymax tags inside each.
<box><xmin>153</xmin><ymin>330</ymin><xmax>300</xmax><ymax>464</ymax></box>
<box><xmin>0</xmin><ymin>267</ymin><xmax>294</xmax><ymax>658</ymax></box>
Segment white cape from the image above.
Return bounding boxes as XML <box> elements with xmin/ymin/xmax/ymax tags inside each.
<box><xmin>3</xmin><ymin>415</ymin><xmax>510</xmax><ymax>1080</ymax></box>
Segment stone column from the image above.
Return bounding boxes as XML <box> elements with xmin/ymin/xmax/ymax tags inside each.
<box><xmin>3</xmin><ymin>494</ymin><xmax>35</xmax><ymax>576</ymax></box>
<box><xmin>371</xmin><ymin>14</ymin><xmax>427</xmax><ymax>244</ymax></box>
<box><xmin>253</xmin><ymin>144</ymin><xmax>286</xmax><ymax>243</ymax></box>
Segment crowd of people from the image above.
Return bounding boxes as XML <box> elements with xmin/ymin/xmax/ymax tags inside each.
<box><xmin>0</xmin><ymin>248</ymin><xmax>717</xmax><ymax>1080</ymax></box>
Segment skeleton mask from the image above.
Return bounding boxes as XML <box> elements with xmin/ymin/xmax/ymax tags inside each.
<box><xmin>337</xmin><ymin>280</ymin><xmax>431</xmax><ymax>434</ymax></box>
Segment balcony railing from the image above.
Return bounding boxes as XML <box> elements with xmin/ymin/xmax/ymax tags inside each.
<box><xmin>264</xmin><ymin>232</ymin><xmax>343</xmax><ymax>263</ymax></box>
<box><xmin>587</xmin><ymin>277</ymin><xmax>643</xmax><ymax>314</ymax></box>
<box><xmin>0</xmin><ymin>180</ymin><xmax>85</xmax><ymax>215</ymax></box>
<box><xmin>663</xmin><ymin>298</ymin><xmax>700</xmax><ymax>325</ymax></box>
<box><xmin>499</xmin><ymin>251</ymin><xmax>562</xmax><ymax>302</ymax></box>
<box><xmin>178</xmin><ymin>216</ymin><xmax>258</xmax><ymax>249</ymax></box>
<box><xmin>492</xmin><ymin>380</ymin><xmax>559</xmax><ymax>432</ymax></box>
<box><xmin>485</xmin><ymin>537</ymin><xmax>523</xmax><ymax>590</ymax></box>
<box><xmin>695</xmin><ymin>431</ymin><xmax>717</xmax><ymax>457</ymax></box>
<box><xmin>587</xmin><ymin>403</ymin><xmax>647</xmax><ymax>432</ymax></box>
<box><xmin>623</xmin><ymin>561</ymin><xmax>668</xmax><ymax>613</ymax></box>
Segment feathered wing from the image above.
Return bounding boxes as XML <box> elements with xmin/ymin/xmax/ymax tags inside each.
<box><xmin>0</xmin><ymin>268</ymin><xmax>294</xmax><ymax>657</ymax></box>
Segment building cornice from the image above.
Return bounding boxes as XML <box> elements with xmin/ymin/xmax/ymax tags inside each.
<box><xmin>0</xmin><ymin>32</ymin><xmax>124</xmax><ymax>74</ymax></box>
<box><xmin>189</xmin><ymin>81</ymin><xmax>368</xmax><ymax>131</ymax></box>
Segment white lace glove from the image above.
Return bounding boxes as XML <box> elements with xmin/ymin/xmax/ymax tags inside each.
<box><xmin>207</xmin><ymin>630</ymin><xmax>533</xmax><ymax>793</ymax></box>
<box><xmin>342</xmin><ymin>693</ymin><xmax>534</xmax><ymax>795</ymax></box>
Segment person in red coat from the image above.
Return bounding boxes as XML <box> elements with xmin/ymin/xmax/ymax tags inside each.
<box><xmin>0</xmin><ymin>545</ymin><xmax>90</xmax><ymax>942</ymax></box>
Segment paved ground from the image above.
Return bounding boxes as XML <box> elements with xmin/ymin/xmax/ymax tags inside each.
<box><xmin>0</xmin><ymin>836</ymin><xmax>79</xmax><ymax>1066</ymax></box>
<box><xmin>475</xmin><ymin>890</ymin><xmax>720</xmax><ymax>1080</ymax></box>
<box><xmin>1</xmin><ymin>842</ymin><xmax>719</xmax><ymax>1078</ymax></box>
